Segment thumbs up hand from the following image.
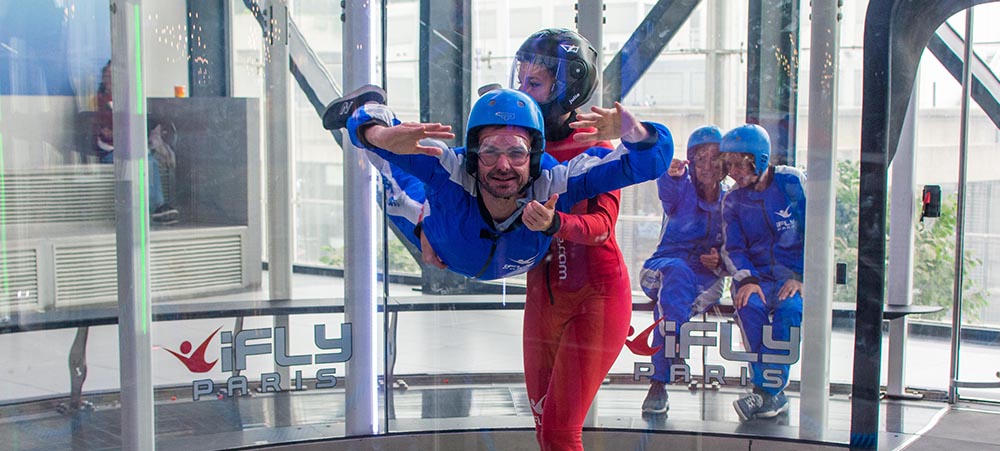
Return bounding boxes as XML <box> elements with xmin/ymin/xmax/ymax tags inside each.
<box><xmin>523</xmin><ymin>194</ymin><xmax>559</xmax><ymax>232</ymax></box>
<box><xmin>700</xmin><ymin>247</ymin><xmax>720</xmax><ymax>270</ymax></box>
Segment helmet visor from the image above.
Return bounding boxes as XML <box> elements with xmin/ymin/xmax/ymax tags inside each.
<box><xmin>510</xmin><ymin>52</ymin><xmax>574</xmax><ymax>106</ymax></box>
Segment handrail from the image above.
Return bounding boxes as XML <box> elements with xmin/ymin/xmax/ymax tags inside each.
<box><xmin>3</xmin><ymin>296</ymin><xmax>947</xmax><ymax>335</ymax></box>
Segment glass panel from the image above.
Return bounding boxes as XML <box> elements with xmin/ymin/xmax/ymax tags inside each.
<box><xmin>954</xmin><ymin>4</ymin><xmax>1000</xmax><ymax>403</ymax></box>
<box><xmin>0</xmin><ymin>0</ymin><xmax>122</xmax><ymax>448</ymax></box>
<box><xmin>14</xmin><ymin>0</ymin><xmax>1000</xmax><ymax>449</ymax></box>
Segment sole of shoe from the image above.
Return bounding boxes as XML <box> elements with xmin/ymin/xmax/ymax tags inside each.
<box><xmin>152</xmin><ymin>211</ymin><xmax>180</xmax><ymax>223</ymax></box>
<box><xmin>322</xmin><ymin>84</ymin><xmax>387</xmax><ymax>130</ymax></box>
<box><xmin>641</xmin><ymin>403</ymin><xmax>669</xmax><ymax>414</ymax></box>
<box><xmin>755</xmin><ymin>403</ymin><xmax>789</xmax><ymax>418</ymax></box>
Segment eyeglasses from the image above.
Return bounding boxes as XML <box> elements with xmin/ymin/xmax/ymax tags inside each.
<box><xmin>478</xmin><ymin>147</ymin><xmax>530</xmax><ymax>166</ymax></box>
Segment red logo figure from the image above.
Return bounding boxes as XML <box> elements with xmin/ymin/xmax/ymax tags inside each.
<box><xmin>624</xmin><ymin>318</ymin><xmax>663</xmax><ymax>356</ymax></box>
<box><xmin>164</xmin><ymin>327</ymin><xmax>221</xmax><ymax>373</ymax></box>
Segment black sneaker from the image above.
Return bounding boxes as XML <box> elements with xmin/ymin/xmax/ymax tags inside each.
<box><xmin>322</xmin><ymin>84</ymin><xmax>387</xmax><ymax>130</ymax></box>
<box><xmin>152</xmin><ymin>204</ymin><xmax>179</xmax><ymax>224</ymax></box>
<box><xmin>756</xmin><ymin>390</ymin><xmax>789</xmax><ymax>418</ymax></box>
<box><xmin>641</xmin><ymin>380</ymin><xmax>669</xmax><ymax>414</ymax></box>
<box><xmin>733</xmin><ymin>391</ymin><xmax>764</xmax><ymax>422</ymax></box>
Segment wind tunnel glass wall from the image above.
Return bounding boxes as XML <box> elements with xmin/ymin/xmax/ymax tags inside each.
<box><xmin>0</xmin><ymin>0</ymin><xmax>125</xmax><ymax>422</ymax></box>
<box><xmin>4</xmin><ymin>0</ymin><xmax>1000</xmax><ymax>450</ymax></box>
<box><xmin>911</xmin><ymin>5</ymin><xmax>1000</xmax><ymax>403</ymax></box>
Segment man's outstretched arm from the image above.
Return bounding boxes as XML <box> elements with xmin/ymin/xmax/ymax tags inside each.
<box><xmin>345</xmin><ymin>104</ymin><xmax>457</xmax><ymax>186</ymax></box>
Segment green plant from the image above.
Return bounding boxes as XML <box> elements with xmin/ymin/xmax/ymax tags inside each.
<box><xmin>319</xmin><ymin>244</ymin><xmax>344</xmax><ymax>267</ymax></box>
<box><xmin>833</xmin><ymin>160</ymin><xmax>988</xmax><ymax>320</ymax></box>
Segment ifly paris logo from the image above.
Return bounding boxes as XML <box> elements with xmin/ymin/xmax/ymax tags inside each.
<box><xmin>165</xmin><ymin>323</ymin><xmax>353</xmax><ymax>401</ymax></box>
<box><xmin>774</xmin><ymin>204</ymin><xmax>798</xmax><ymax>232</ymax></box>
<box><xmin>164</xmin><ymin>327</ymin><xmax>221</xmax><ymax>373</ymax></box>
<box><xmin>626</xmin><ymin>319</ymin><xmax>800</xmax><ymax>389</ymax></box>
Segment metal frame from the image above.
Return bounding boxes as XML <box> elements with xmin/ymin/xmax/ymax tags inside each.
<box><xmin>800</xmin><ymin>0</ymin><xmax>840</xmax><ymax>439</ymax></box>
<box><xmin>416</xmin><ymin>0</ymin><xmax>479</xmax><ymax>295</ymax></box>
<box><xmin>852</xmin><ymin>1</ymin><xmax>995</xmax><ymax>448</ymax></box>
<box><xmin>601</xmin><ymin>0</ymin><xmax>702</xmax><ymax>105</ymax></box>
<box><xmin>927</xmin><ymin>23</ymin><xmax>1000</xmax><ymax>132</ymax></box>
<box><xmin>746</xmin><ymin>0</ymin><xmax>800</xmax><ymax>166</ymax></box>
<box><xmin>187</xmin><ymin>0</ymin><xmax>230</xmax><ymax>97</ymax></box>
<box><xmin>110</xmin><ymin>0</ymin><xmax>155</xmax><ymax>448</ymax></box>
<box><xmin>342</xmin><ymin>0</ymin><xmax>380</xmax><ymax>436</ymax></box>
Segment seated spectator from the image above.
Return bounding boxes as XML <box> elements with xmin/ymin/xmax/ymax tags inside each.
<box><xmin>94</xmin><ymin>60</ymin><xmax>179</xmax><ymax>224</ymax></box>
<box><xmin>639</xmin><ymin>125</ymin><xmax>730</xmax><ymax>415</ymax></box>
<box><xmin>720</xmin><ymin>124</ymin><xmax>805</xmax><ymax>422</ymax></box>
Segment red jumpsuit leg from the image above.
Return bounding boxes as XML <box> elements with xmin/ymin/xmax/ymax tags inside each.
<box><xmin>523</xmin><ymin>278</ymin><xmax>632</xmax><ymax>451</ymax></box>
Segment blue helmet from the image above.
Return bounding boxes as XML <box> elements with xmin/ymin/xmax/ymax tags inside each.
<box><xmin>686</xmin><ymin>125</ymin><xmax>723</xmax><ymax>158</ymax></box>
<box><xmin>465</xmin><ymin>88</ymin><xmax>546</xmax><ymax>177</ymax></box>
<box><xmin>686</xmin><ymin>125</ymin><xmax>723</xmax><ymax>183</ymax></box>
<box><xmin>720</xmin><ymin>124</ymin><xmax>771</xmax><ymax>176</ymax></box>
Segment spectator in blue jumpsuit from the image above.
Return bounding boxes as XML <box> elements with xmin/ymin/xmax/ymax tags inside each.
<box><xmin>719</xmin><ymin>124</ymin><xmax>806</xmax><ymax>421</ymax></box>
<box><xmin>639</xmin><ymin>125</ymin><xmax>730</xmax><ymax>414</ymax></box>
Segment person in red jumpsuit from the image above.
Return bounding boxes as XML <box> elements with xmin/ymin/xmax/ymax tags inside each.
<box><xmin>513</xmin><ymin>28</ymin><xmax>632</xmax><ymax>451</ymax></box>
<box><xmin>417</xmin><ymin>27</ymin><xmax>633</xmax><ymax>451</ymax></box>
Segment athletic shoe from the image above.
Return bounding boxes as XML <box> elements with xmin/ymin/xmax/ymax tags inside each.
<box><xmin>641</xmin><ymin>380</ymin><xmax>669</xmax><ymax>414</ymax></box>
<box><xmin>152</xmin><ymin>204</ymin><xmax>179</xmax><ymax>224</ymax></box>
<box><xmin>755</xmin><ymin>390</ymin><xmax>789</xmax><ymax>418</ymax></box>
<box><xmin>733</xmin><ymin>391</ymin><xmax>764</xmax><ymax>422</ymax></box>
<box><xmin>322</xmin><ymin>84</ymin><xmax>387</xmax><ymax>130</ymax></box>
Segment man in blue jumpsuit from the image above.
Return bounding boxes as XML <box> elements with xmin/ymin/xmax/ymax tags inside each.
<box><xmin>719</xmin><ymin>124</ymin><xmax>806</xmax><ymax>421</ymax></box>
<box><xmin>328</xmin><ymin>87</ymin><xmax>674</xmax><ymax>280</ymax></box>
<box><xmin>639</xmin><ymin>125</ymin><xmax>730</xmax><ymax>414</ymax></box>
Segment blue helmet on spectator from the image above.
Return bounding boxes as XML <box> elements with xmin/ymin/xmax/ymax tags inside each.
<box><xmin>686</xmin><ymin>125</ymin><xmax>723</xmax><ymax>158</ymax></box>
<box><xmin>686</xmin><ymin>125</ymin><xmax>723</xmax><ymax>183</ymax></box>
<box><xmin>465</xmin><ymin>88</ymin><xmax>546</xmax><ymax>177</ymax></box>
<box><xmin>720</xmin><ymin>124</ymin><xmax>771</xmax><ymax>176</ymax></box>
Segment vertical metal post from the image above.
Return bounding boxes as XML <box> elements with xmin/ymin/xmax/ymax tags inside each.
<box><xmin>417</xmin><ymin>0</ymin><xmax>475</xmax><ymax>295</ymax></box>
<box><xmin>265</xmin><ymin>1</ymin><xmax>293</xmax><ymax>301</ymax></box>
<box><xmin>850</xmin><ymin>2</ymin><xmax>892</xmax><ymax>445</ymax></box>
<box><xmin>800</xmin><ymin>0</ymin><xmax>839</xmax><ymax>440</ymax></box>
<box><xmin>111</xmin><ymin>0</ymin><xmax>154</xmax><ymax>448</ymax></box>
<box><xmin>380</xmin><ymin>0</ymin><xmax>391</xmax><ymax>434</ymax></box>
<box><xmin>343</xmin><ymin>0</ymin><xmax>379</xmax><ymax>436</ymax></box>
<box><xmin>577</xmin><ymin>0</ymin><xmax>604</xmax><ymax>111</ymax></box>
<box><xmin>948</xmin><ymin>7</ymin><xmax>974</xmax><ymax>404</ymax></box>
<box><xmin>705</xmin><ymin>0</ymin><xmax>733</xmax><ymax>128</ymax></box>
<box><xmin>577</xmin><ymin>0</ymin><xmax>604</xmax><ymax>428</ymax></box>
<box><xmin>186</xmin><ymin>0</ymin><xmax>230</xmax><ymax>97</ymax></box>
<box><xmin>886</xmin><ymin>86</ymin><xmax>918</xmax><ymax>399</ymax></box>
<box><xmin>264</xmin><ymin>1</ymin><xmax>293</xmax><ymax>424</ymax></box>
<box><xmin>746</xmin><ymin>0</ymin><xmax>800</xmax><ymax>166</ymax></box>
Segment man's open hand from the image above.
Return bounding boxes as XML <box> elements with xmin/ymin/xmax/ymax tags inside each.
<box><xmin>365</xmin><ymin>123</ymin><xmax>455</xmax><ymax>157</ymax></box>
<box><xmin>570</xmin><ymin>102</ymin><xmax>648</xmax><ymax>143</ymax></box>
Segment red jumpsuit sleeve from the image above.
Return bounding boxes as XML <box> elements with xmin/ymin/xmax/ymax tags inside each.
<box><xmin>552</xmin><ymin>189</ymin><xmax>621</xmax><ymax>246</ymax></box>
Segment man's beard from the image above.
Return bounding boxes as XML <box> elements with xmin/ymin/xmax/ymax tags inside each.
<box><xmin>478</xmin><ymin>169</ymin><xmax>525</xmax><ymax>199</ymax></box>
